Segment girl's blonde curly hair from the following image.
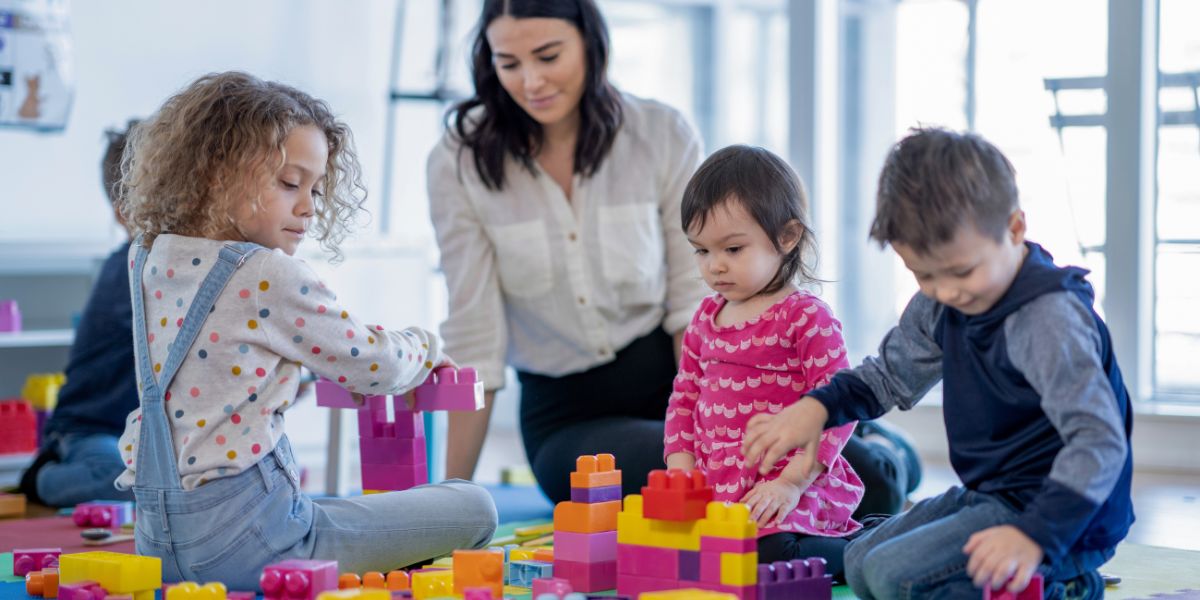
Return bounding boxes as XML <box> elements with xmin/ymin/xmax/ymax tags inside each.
<box><xmin>120</xmin><ymin>71</ymin><xmax>366</xmax><ymax>261</ymax></box>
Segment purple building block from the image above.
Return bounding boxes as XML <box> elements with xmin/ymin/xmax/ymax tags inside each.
<box><xmin>678</xmin><ymin>550</ymin><xmax>700</xmax><ymax>582</ymax></box>
<box><xmin>531</xmin><ymin>577</ymin><xmax>573</xmax><ymax>598</ymax></box>
<box><xmin>13</xmin><ymin>548</ymin><xmax>61</xmax><ymax>576</ymax></box>
<box><xmin>58</xmin><ymin>581</ymin><xmax>107</xmax><ymax>600</ymax></box>
<box><xmin>569</xmin><ymin>485</ymin><xmax>621</xmax><ymax>504</ymax></box>
<box><xmin>757</xmin><ymin>557</ymin><xmax>832</xmax><ymax>600</ymax></box>
<box><xmin>72</xmin><ymin>501</ymin><xmax>134</xmax><ymax>528</ymax></box>
<box><xmin>412</xmin><ymin>367</ymin><xmax>484</xmax><ymax>412</ymax></box>
<box><xmin>260</xmin><ymin>559</ymin><xmax>339</xmax><ymax>600</ymax></box>
<box><xmin>0</xmin><ymin>299</ymin><xmax>21</xmax><ymax>332</ymax></box>
<box><xmin>553</xmin><ymin>530</ymin><xmax>617</xmax><ymax>563</ymax></box>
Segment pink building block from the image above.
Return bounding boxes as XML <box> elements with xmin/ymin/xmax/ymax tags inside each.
<box><xmin>983</xmin><ymin>574</ymin><xmax>1044</xmax><ymax>600</ymax></box>
<box><xmin>228</xmin><ymin>593</ymin><xmax>256</xmax><ymax>600</ymax></box>
<box><xmin>0</xmin><ymin>299</ymin><xmax>21</xmax><ymax>333</ymax></box>
<box><xmin>700</xmin><ymin>536</ymin><xmax>756</xmax><ymax>554</ymax></box>
<box><xmin>553</xmin><ymin>559</ymin><xmax>615</xmax><ymax>593</ymax></box>
<box><xmin>72</xmin><ymin>501</ymin><xmax>134</xmax><ymax>528</ymax></box>
<box><xmin>314</xmin><ymin>379</ymin><xmax>360</xmax><ymax>409</ymax></box>
<box><xmin>553</xmin><ymin>530</ymin><xmax>617</xmax><ymax>563</ymax></box>
<box><xmin>356</xmin><ymin>397</ymin><xmax>423</xmax><ymax>439</ymax></box>
<box><xmin>615</xmin><ymin>573</ymin><xmax>678</xmax><ymax>598</ymax></box>
<box><xmin>260</xmin><ymin>559</ymin><xmax>339</xmax><ymax>600</ymax></box>
<box><xmin>531</xmin><ymin>577</ymin><xmax>573</xmax><ymax>598</ymax></box>
<box><xmin>412</xmin><ymin>368</ymin><xmax>484</xmax><ymax>412</ymax></box>
<box><xmin>359</xmin><ymin>437</ymin><xmax>427</xmax><ymax>466</ymax></box>
<box><xmin>462</xmin><ymin>587</ymin><xmax>493</xmax><ymax>600</ymax></box>
<box><xmin>13</xmin><ymin>548</ymin><xmax>62</xmax><ymax>577</ymax></box>
<box><xmin>756</xmin><ymin>558</ymin><xmax>831</xmax><ymax>600</ymax></box>
<box><xmin>616</xmin><ymin>545</ymin><xmax>678</xmax><ymax>580</ymax></box>
<box><xmin>57</xmin><ymin>581</ymin><xmax>106</xmax><ymax>600</ymax></box>
<box><xmin>361</xmin><ymin>462</ymin><xmax>428</xmax><ymax>491</ymax></box>
<box><xmin>696</xmin><ymin>581</ymin><xmax>758</xmax><ymax>600</ymax></box>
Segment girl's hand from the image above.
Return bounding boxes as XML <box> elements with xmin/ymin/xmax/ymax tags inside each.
<box><xmin>665</xmin><ymin>452</ymin><xmax>696</xmax><ymax>471</ymax></box>
<box><xmin>435</xmin><ymin>355</ymin><xmax>459</xmax><ymax>370</ymax></box>
<box><xmin>741</xmin><ymin>478</ymin><xmax>804</xmax><ymax>528</ymax></box>
<box><xmin>743</xmin><ymin>397</ymin><xmax>828</xmax><ymax>476</ymax></box>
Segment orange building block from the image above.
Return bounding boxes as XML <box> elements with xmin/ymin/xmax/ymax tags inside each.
<box><xmin>532</xmin><ymin>548</ymin><xmax>554</xmax><ymax>563</ymax></box>
<box><xmin>26</xmin><ymin>568</ymin><xmax>59</xmax><ymax>598</ymax></box>
<box><xmin>554</xmin><ymin>500</ymin><xmax>620</xmax><ymax>533</ymax></box>
<box><xmin>569</xmin><ymin>454</ymin><xmax>621</xmax><ymax>489</ymax></box>
<box><xmin>385</xmin><ymin>571</ymin><xmax>409</xmax><ymax>591</ymax></box>
<box><xmin>452</xmin><ymin>550</ymin><xmax>503</xmax><ymax>597</ymax></box>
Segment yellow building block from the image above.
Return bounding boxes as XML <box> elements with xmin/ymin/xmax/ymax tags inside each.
<box><xmin>616</xmin><ymin>495</ymin><xmax>701</xmax><ymax>550</ymax></box>
<box><xmin>316</xmin><ymin>589</ymin><xmax>391</xmax><ymax>600</ymax></box>
<box><xmin>429</xmin><ymin>556</ymin><xmax>454</xmax><ymax>568</ymax></box>
<box><xmin>508</xmin><ymin>548</ymin><xmax>537</xmax><ymax>562</ymax></box>
<box><xmin>166</xmin><ymin>582</ymin><xmax>227</xmax><ymax>600</ymax></box>
<box><xmin>719</xmin><ymin>551</ymin><xmax>758</xmax><ymax>586</ymax></box>
<box><xmin>22</xmin><ymin>373</ymin><xmax>64</xmax><ymax>411</ymax></box>
<box><xmin>639</xmin><ymin>589</ymin><xmax>738</xmax><ymax>599</ymax></box>
<box><xmin>59</xmin><ymin>551</ymin><xmax>162</xmax><ymax>596</ymax></box>
<box><xmin>410</xmin><ymin>570</ymin><xmax>454</xmax><ymax>600</ymax></box>
<box><xmin>698</xmin><ymin>502</ymin><xmax>756</xmax><ymax>540</ymax></box>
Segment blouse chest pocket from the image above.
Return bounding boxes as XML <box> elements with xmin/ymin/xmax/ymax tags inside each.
<box><xmin>487</xmin><ymin>220</ymin><xmax>554</xmax><ymax>299</ymax></box>
<box><xmin>597</xmin><ymin>203</ymin><xmax>665</xmax><ymax>291</ymax></box>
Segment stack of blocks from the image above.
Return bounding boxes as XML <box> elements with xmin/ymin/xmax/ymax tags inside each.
<box><xmin>58</xmin><ymin>551</ymin><xmax>163</xmax><ymax>600</ymax></box>
<box><xmin>73</xmin><ymin>501</ymin><xmax>135</xmax><ymax>528</ymax></box>
<box><xmin>552</xmin><ymin>454</ymin><xmax>621</xmax><ymax>592</ymax></box>
<box><xmin>23</xmin><ymin>373</ymin><xmax>64</xmax><ymax>447</ymax></box>
<box><xmin>0</xmin><ymin>398</ymin><xmax>37</xmax><ymax>454</ymax></box>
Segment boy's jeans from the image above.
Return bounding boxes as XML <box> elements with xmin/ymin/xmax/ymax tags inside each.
<box><xmin>846</xmin><ymin>486</ymin><xmax>1113</xmax><ymax>600</ymax></box>
<box><xmin>37</xmin><ymin>433</ymin><xmax>134</xmax><ymax>507</ymax></box>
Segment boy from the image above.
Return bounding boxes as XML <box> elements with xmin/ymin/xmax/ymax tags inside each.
<box><xmin>742</xmin><ymin>127</ymin><xmax>1132</xmax><ymax>600</ymax></box>
<box><xmin>18</xmin><ymin>122</ymin><xmax>141</xmax><ymax>506</ymax></box>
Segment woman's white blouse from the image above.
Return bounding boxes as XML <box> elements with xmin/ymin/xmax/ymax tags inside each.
<box><xmin>427</xmin><ymin>94</ymin><xmax>708</xmax><ymax>389</ymax></box>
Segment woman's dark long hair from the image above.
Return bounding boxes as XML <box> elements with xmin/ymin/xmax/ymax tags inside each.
<box><xmin>448</xmin><ymin>0</ymin><xmax>624</xmax><ymax>190</ymax></box>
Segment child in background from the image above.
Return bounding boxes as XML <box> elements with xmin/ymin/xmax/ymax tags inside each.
<box><xmin>19</xmin><ymin>122</ymin><xmax>141</xmax><ymax>507</ymax></box>
<box><xmin>664</xmin><ymin>145</ymin><xmax>863</xmax><ymax>575</ymax></box>
<box><xmin>115</xmin><ymin>72</ymin><xmax>496</xmax><ymax>589</ymax></box>
<box><xmin>743</xmin><ymin>128</ymin><xmax>1131</xmax><ymax>600</ymax></box>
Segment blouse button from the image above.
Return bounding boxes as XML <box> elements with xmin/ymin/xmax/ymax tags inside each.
<box><xmin>577</xmin><ymin>296</ymin><xmax>587</xmax><ymax>305</ymax></box>
<box><xmin>568</xmin><ymin>232</ymin><xmax>578</xmax><ymax>242</ymax></box>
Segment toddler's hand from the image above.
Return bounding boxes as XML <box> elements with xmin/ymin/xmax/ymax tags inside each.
<box><xmin>741</xmin><ymin>478</ymin><xmax>803</xmax><ymax>528</ymax></box>
<box><xmin>963</xmin><ymin>525</ymin><xmax>1044</xmax><ymax>594</ymax></box>
<box><xmin>665</xmin><ymin>452</ymin><xmax>696</xmax><ymax>471</ymax></box>
<box><xmin>743</xmin><ymin>397</ymin><xmax>828</xmax><ymax>476</ymax></box>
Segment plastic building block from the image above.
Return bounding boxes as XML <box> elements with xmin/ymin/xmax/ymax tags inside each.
<box><xmin>360</xmin><ymin>572</ymin><xmax>385</xmax><ymax>589</ymax></box>
<box><xmin>569</xmin><ymin>454</ymin><xmax>621</xmax><ymax>489</ymax></box>
<box><xmin>337</xmin><ymin>574</ymin><xmax>361</xmax><ymax>590</ymax></box>
<box><xmin>614</xmin><ymin>573</ymin><xmax>679</xmax><ymax>598</ymax></box>
<box><xmin>509</xmin><ymin>561</ymin><xmax>554</xmax><ymax>588</ymax></box>
<box><xmin>385</xmin><ymin>571</ymin><xmax>410</xmax><ymax>591</ymax></box>
<box><xmin>361</xmin><ymin>462</ymin><xmax>428</xmax><ymax>491</ymax></box>
<box><xmin>639</xmin><ymin>590</ymin><xmax>738</xmax><ymax>600</ymax></box>
<box><xmin>0</xmin><ymin>299</ymin><xmax>21</xmax><ymax>332</ymax></box>
<box><xmin>0</xmin><ymin>492</ymin><xmax>26</xmax><ymax>517</ymax></box>
<box><xmin>14</xmin><ymin>548</ymin><xmax>62</xmax><ymax>576</ymax></box>
<box><xmin>700</xmin><ymin>536</ymin><xmax>756</xmax><ymax>554</ymax></box>
<box><xmin>570</xmin><ymin>485</ymin><xmax>621</xmax><ymax>504</ymax></box>
<box><xmin>464</xmin><ymin>587</ymin><xmax>494</xmax><ymax>600</ymax></box>
<box><xmin>553</xmin><ymin>500</ymin><xmax>620</xmax><ymax>533</ymax></box>
<box><xmin>554</xmin><ymin>531</ymin><xmax>617</xmax><ymax>563</ymax></box>
<box><xmin>452</xmin><ymin>550</ymin><xmax>503</xmax><ymax>596</ymax></box>
<box><xmin>756</xmin><ymin>558</ymin><xmax>831</xmax><ymax>600</ymax></box>
<box><xmin>314</xmin><ymin>379</ymin><xmax>360</xmax><ymax>409</ymax></box>
<box><xmin>616</xmin><ymin>495</ymin><xmax>701</xmax><ymax>550</ymax></box>
<box><xmin>0</xmin><ymin>399</ymin><xmax>37</xmax><ymax>454</ymax></box>
<box><xmin>719</xmin><ymin>552</ymin><xmax>758</xmax><ymax>586</ymax></box>
<box><xmin>21</xmin><ymin>373</ymin><xmax>64</xmax><ymax>411</ymax></box>
<box><xmin>315</xmin><ymin>590</ymin><xmax>390</xmax><ymax>600</ymax></box>
<box><xmin>228</xmin><ymin>592</ymin><xmax>256</xmax><ymax>600</ymax></box>
<box><xmin>58</xmin><ymin>581</ymin><xmax>107</xmax><ymax>600</ymax></box>
<box><xmin>73</xmin><ymin>501</ymin><xmax>134</xmax><ymax>528</ymax></box>
<box><xmin>983</xmin><ymin>574</ymin><xmax>1044</xmax><ymax>600</ymax></box>
<box><xmin>679</xmin><ymin>550</ymin><xmax>701</xmax><ymax>581</ymax></box>
<box><xmin>259</xmin><ymin>560</ymin><xmax>339</xmax><ymax>600</ymax></box>
<box><xmin>616</xmin><ymin>544</ymin><xmax>678</xmax><ymax>580</ymax></box>
<box><xmin>533</xmin><ymin>548</ymin><xmax>555</xmax><ymax>563</ymax></box>
<box><xmin>26</xmin><ymin>568</ymin><xmax>59</xmax><ymax>598</ymax></box>
<box><xmin>698</xmin><ymin>502</ymin><xmax>757</xmax><ymax>540</ymax></box>
<box><xmin>694</xmin><ymin>582</ymin><xmax>757</xmax><ymax>600</ymax></box>
<box><xmin>166</xmin><ymin>582</ymin><xmax>227</xmax><ymax>600</ymax></box>
<box><xmin>552</xmin><ymin>559</ymin><xmax>615</xmax><ymax>593</ymax></box>
<box><xmin>531</xmin><ymin>577</ymin><xmax>573</xmax><ymax>599</ymax></box>
<box><xmin>409</xmin><ymin>569</ymin><xmax>453</xmax><ymax>600</ymax></box>
<box><xmin>59</xmin><ymin>551</ymin><xmax>162</xmax><ymax>599</ymax></box>
<box><xmin>412</xmin><ymin>367</ymin><xmax>484</xmax><ymax>412</ymax></box>
<box><xmin>359</xmin><ymin>437</ymin><xmax>427</xmax><ymax>465</ymax></box>
<box><xmin>643</xmin><ymin>469</ymin><xmax>714</xmax><ymax>522</ymax></box>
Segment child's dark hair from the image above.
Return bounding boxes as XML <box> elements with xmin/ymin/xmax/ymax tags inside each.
<box><xmin>870</xmin><ymin>127</ymin><xmax>1019</xmax><ymax>254</ymax></box>
<box><xmin>681</xmin><ymin>145</ymin><xmax>818</xmax><ymax>296</ymax></box>
<box><xmin>101</xmin><ymin>119</ymin><xmax>139</xmax><ymax>205</ymax></box>
<box><xmin>448</xmin><ymin>0</ymin><xmax>623</xmax><ymax>190</ymax></box>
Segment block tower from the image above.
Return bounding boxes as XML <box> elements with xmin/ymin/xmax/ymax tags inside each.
<box><xmin>552</xmin><ymin>454</ymin><xmax>621</xmax><ymax>592</ymax></box>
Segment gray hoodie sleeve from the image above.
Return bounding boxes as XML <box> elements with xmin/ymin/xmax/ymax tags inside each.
<box><xmin>809</xmin><ymin>292</ymin><xmax>945</xmax><ymax>425</ymax></box>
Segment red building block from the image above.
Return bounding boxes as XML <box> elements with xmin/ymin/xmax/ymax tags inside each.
<box><xmin>643</xmin><ymin>469</ymin><xmax>713</xmax><ymax>522</ymax></box>
<box><xmin>0</xmin><ymin>399</ymin><xmax>37</xmax><ymax>454</ymax></box>
<box><xmin>260</xmin><ymin>560</ymin><xmax>339</xmax><ymax>600</ymax></box>
<box><xmin>569</xmin><ymin>454</ymin><xmax>621</xmax><ymax>489</ymax></box>
<box><xmin>412</xmin><ymin>367</ymin><xmax>484</xmax><ymax>412</ymax></box>
<box><xmin>553</xmin><ymin>559</ymin><xmax>616</xmax><ymax>593</ymax></box>
<box><xmin>13</xmin><ymin>548</ymin><xmax>62</xmax><ymax>577</ymax></box>
<box><xmin>983</xmin><ymin>574</ymin><xmax>1044</xmax><ymax>600</ymax></box>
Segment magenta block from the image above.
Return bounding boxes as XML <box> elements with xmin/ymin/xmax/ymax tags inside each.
<box><xmin>569</xmin><ymin>485</ymin><xmax>621</xmax><ymax>504</ymax></box>
<box><xmin>228</xmin><ymin>593</ymin><xmax>256</xmax><ymax>600</ymax></box>
<box><xmin>757</xmin><ymin>558</ymin><xmax>831</xmax><ymax>600</ymax></box>
<box><xmin>678</xmin><ymin>550</ymin><xmax>700</xmax><ymax>582</ymax></box>
<box><xmin>0</xmin><ymin>300</ymin><xmax>21</xmax><ymax>332</ymax></box>
<box><xmin>531</xmin><ymin>577</ymin><xmax>573</xmax><ymax>598</ymax></box>
<box><xmin>699</xmin><ymin>551</ymin><xmax>722</xmax><ymax>584</ymax></box>
<box><xmin>983</xmin><ymin>574</ymin><xmax>1044</xmax><ymax>600</ymax></box>
<box><xmin>359</xmin><ymin>436</ymin><xmax>427</xmax><ymax>465</ymax></box>
<box><xmin>553</xmin><ymin>559</ymin><xmax>615</xmax><ymax>593</ymax></box>
<box><xmin>615</xmin><ymin>574</ymin><xmax>677</xmax><ymax>598</ymax></box>
<box><xmin>553</xmin><ymin>530</ymin><xmax>617</xmax><ymax>563</ymax></box>
<box><xmin>697</xmin><ymin>581</ymin><xmax>758</xmax><ymax>600</ymax></box>
<box><xmin>260</xmin><ymin>559</ymin><xmax>339</xmax><ymax>600</ymax></box>
<box><xmin>58</xmin><ymin>581</ymin><xmax>106</xmax><ymax>600</ymax></box>
<box><xmin>462</xmin><ymin>587</ymin><xmax>493</xmax><ymax>600</ymax></box>
<box><xmin>72</xmin><ymin>501</ymin><xmax>134</xmax><ymax>528</ymax></box>
<box><xmin>356</xmin><ymin>397</ymin><xmax>423</xmax><ymax>439</ymax></box>
<box><xmin>361</xmin><ymin>462</ymin><xmax>428</xmax><ymax>491</ymax></box>
<box><xmin>314</xmin><ymin>378</ymin><xmax>359</xmax><ymax>409</ymax></box>
<box><xmin>13</xmin><ymin>548</ymin><xmax>62</xmax><ymax>576</ymax></box>
<box><xmin>616</xmin><ymin>545</ymin><xmax>678</xmax><ymax>579</ymax></box>
<box><xmin>700</xmin><ymin>535</ymin><xmax>756</xmax><ymax>553</ymax></box>
<box><xmin>412</xmin><ymin>367</ymin><xmax>484</xmax><ymax>412</ymax></box>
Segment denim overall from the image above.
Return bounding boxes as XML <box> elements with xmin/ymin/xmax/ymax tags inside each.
<box><xmin>128</xmin><ymin>239</ymin><xmax>497</xmax><ymax>590</ymax></box>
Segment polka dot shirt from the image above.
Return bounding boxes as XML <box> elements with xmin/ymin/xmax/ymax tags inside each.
<box><xmin>115</xmin><ymin>235</ymin><xmax>443</xmax><ymax>490</ymax></box>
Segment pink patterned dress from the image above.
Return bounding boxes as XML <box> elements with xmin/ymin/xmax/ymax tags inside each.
<box><xmin>664</xmin><ymin>291</ymin><xmax>864</xmax><ymax>537</ymax></box>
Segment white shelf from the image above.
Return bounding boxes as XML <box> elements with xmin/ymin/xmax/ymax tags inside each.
<box><xmin>0</xmin><ymin>329</ymin><xmax>75</xmax><ymax>348</ymax></box>
<box><xmin>0</xmin><ymin>452</ymin><xmax>35</xmax><ymax>488</ymax></box>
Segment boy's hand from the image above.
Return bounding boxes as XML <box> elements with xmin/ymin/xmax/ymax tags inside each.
<box><xmin>741</xmin><ymin>478</ymin><xmax>803</xmax><ymax>528</ymax></box>
<box><xmin>743</xmin><ymin>397</ymin><xmax>828</xmax><ymax>476</ymax></box>
<box><xmin>963</xmin><ymin>525</ymin><xmax>1044</xmax><ymax>593</ymax></box>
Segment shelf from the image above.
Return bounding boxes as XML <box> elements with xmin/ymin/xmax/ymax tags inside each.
<box><xmin>0</xmin><ymin>329</ymin><xmax>75</xmax><ymax>348</ymax></box>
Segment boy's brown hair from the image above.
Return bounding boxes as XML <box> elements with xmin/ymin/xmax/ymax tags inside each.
<box><xmin>870</xmin><ymin>127</ymin><xmax>1018</xmax><ymax>254</ymax></box>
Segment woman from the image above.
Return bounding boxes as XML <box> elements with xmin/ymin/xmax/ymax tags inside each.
<box><xmin>427</xmin><ymin>0</ymin><xmax>918</xmax><ymax>509</ymax></box>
